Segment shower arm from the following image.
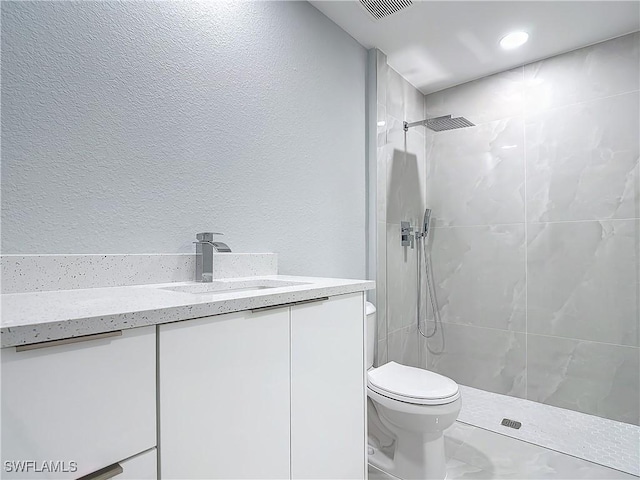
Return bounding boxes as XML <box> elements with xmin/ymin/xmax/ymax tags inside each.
<box><xmin>403</xmin><ymin>115</ymin><xmax>453</xmax><ymax>132</ymax></box>
<box><xmin>403</xmin><ymin>119</ymin><xmax>426</xmax><ymax>132</ymax></box>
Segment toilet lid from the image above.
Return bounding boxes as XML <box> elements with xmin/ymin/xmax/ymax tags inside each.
<box><xmin>368</xmin><ymin>362</ymin><xmax>459</xmax><ymax>404</ymax></box>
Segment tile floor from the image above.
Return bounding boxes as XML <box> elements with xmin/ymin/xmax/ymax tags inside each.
<box><xmin>457</xmin><ymin>386</ymin><xmax>640</xmax><ymax>476</ymax></box>
<box><xmin>368</xmin><ymin>421</ymin><xmax>639</xmax><ymax>480</ymax></box>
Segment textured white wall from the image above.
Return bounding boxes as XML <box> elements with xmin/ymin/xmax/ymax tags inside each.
<box><xmin>1</xmin><ymin>1</ymin><xmax>367</xmax><ymax>278</ymax></box>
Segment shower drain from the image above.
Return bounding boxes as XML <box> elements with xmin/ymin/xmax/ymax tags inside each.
<box><xmin>501</xmin><ymin>418</ymin><xmax>522</xmax><ymax>429</ymax></box>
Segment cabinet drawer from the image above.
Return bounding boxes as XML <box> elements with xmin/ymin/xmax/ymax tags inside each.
<box><xmin>1</xmin><ymin>326</ymin><xmax>156</xmax><ymax>479</ymax></box>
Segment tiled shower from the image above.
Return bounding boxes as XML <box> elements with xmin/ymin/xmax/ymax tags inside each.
<box><xmin>374</xmin><ymin>32</ymin><xmax>639</xmax><ymax>426</ymax></box>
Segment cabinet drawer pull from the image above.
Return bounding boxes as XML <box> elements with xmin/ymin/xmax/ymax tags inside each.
<box><xmin>15</xmin><ymin>330</ymin><xmax>123</xmax><ymax>352</ymax></box>
<box><xmin>251</xmin><ymin>297</ymin><xmax>329</xmax><ymax>313</ymax></box>
<box><xmin>291</xmin><ymin>297</ymin><xmax>329</xmax><ymax>308</ymax></box>
<box><xmin>77</xmin><ymin>463</ymin><xmax>123</xmax><ymax>480</ymax></box>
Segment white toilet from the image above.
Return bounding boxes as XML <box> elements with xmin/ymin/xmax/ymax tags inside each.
<box><xmin>366</xmin><ymin>302</ymin><xmax>461</xmax><ymax>480</ymax></box>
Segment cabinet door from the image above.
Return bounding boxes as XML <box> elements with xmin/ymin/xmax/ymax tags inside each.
<box><xmin>159</xmin><ymin>308</ymin><xmax>290</xmax><ymax>479</ymax></box>
<box><xmin>1</xmin><ymin>326</ymin><xmax>156</xmax><ymax>479</ymax></box>
<box><xmin>290</xmin><ymin>293</ymin><xmax>366</xmax><ymax>479</ymax></box>
<box><xmin>119</xmin><ymin>448</ymin><xmax>157</xmax><ymax>479</ymax></box>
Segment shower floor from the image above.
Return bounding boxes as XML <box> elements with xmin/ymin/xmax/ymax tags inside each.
<box><xmin>456</xmin><ymin>385</ymin><xmax>640</xmax><ymax>476</ymax></box>
<box><xmin>369</xmin><ymin>422</ymin><xmax>637</xmax><ymax>479</ymax></box>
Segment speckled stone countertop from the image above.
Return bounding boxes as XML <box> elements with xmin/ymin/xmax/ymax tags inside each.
<box><xmin>0</xmin><ymin>275</ymin><xmax>374</xmax><ymax>348</ymax></box>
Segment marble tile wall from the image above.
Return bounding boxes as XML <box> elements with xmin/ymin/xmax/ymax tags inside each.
<box><xmin>422</xmin><ymin>32</ymin><xmax>640</xmax><ymax>425</ymax></box>
<box><xmin>374</xmin><ymin>51</ymin><xmax>426</xmax><ymax>368</ymax></box>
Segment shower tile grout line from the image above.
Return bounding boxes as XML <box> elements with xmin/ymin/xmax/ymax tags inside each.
<box><xmin>522</xmin><ymin>64</ymin><xmax>528</xmax><ymax>401</ymax></box>
<box><xmin>527</xmin><ymin>217</ymin><xmax>640</xmax><ymax>224</ymax></box>
<box><xmin>523</xmin><ymin>331</ymin><xmax>640</xmax><ymax>349</ymax></box>
<box><xmin>429</xmin><ymin>218</ymin><xmax>640</xmax><ymax>229</ymax></box>
<box><xmin>410</xmin><ymin>320</ymin><xmax>639</xmax><ymax>349</ymax></box>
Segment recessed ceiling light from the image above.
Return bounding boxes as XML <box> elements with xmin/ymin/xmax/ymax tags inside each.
<box><xmin>500</xmin><ymin>31</ymin><xmax>529</xmax><ymax>50</ymax></box>
<box><xmin>377</xmin><ymin>120</ymin><xmax>386</xmax><ymax>127</ymax></box>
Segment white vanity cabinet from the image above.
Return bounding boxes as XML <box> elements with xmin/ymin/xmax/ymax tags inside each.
<box><xmin>1</xmin><ymin>326</ymin><xmax>156</xmax><ymax>480</ymax></box>
<box><xmin>159</xmin><ymin>292</ymin><xmax>366</xmax><ymax>480</ymax></box>
<box><xmin>159</xmin><ymin>307</ymin><xmax>291</xmax><ymax>479</ymax></box>
<box><xmin>290</xmin><ymin>293</ymin><xmax>365</xmax><ymax>479</ymax></box>
<box><xmin>1</xmin><ymin>289</ymin><xmax>366</xmax><ymax>479</ymax></box>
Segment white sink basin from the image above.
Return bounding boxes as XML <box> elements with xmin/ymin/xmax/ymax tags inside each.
<box><xmin>158</xmin><ymin>279</ymin><xmax>309</xmax><ymax>295</ymax></box>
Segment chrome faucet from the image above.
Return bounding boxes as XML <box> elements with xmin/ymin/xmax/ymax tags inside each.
<box><xmin>194</xmin><ymin>232</ymin><xmax>232</xmax><ymax>282</ymax></box>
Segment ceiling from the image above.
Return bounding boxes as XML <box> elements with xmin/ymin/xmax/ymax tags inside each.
<box><xmin>310</xmin><ymin>1</ymin><xmax>640</xmax><ymax>94</ymax></box>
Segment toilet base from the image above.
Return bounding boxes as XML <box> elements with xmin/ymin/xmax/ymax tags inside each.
<box><xmin>368</xmin><ymin>445</ymin><xmax>396</xmax><ymax>477</ymax></box>
<box><xmin>367</xmin><ymin>391</ymin><xmax>461</xmax><ymax>480</ymax></box>
<box><xmin>396</xmin><ymin>431</ymin><xmax>447</xmax><ymax>479</ymax></box>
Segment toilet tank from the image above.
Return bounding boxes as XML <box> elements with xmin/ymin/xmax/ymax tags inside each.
<box><xmin>366</xmin><ymin>302</ymin><xmax>376</xmax><ymax>369</ymax></box>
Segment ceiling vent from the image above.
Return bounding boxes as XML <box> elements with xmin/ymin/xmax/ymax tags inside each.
<box><xmin>359</xmin><ymin>0</ymin><xmax>414</xmax><ymax>20</ymax></box>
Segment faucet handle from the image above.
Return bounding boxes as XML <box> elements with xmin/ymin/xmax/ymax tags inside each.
<box><xmin>196</xmin><ymin>232</ymin><xmax>223</xmax><ymax>242</ymax></box>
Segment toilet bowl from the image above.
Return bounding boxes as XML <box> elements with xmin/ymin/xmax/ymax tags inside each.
<box><xmin>366</xmin><ymin>303</ymin><xmax>461</xmax><ymax>480</ymax></box>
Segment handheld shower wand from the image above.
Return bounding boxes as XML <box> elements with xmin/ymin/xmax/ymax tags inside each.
<box><xmin>415</xmin><ymin>208</ymin><xmax>432</xmax><ymax>240</ymax></box>
<box><xmin>423</xmin><ymin>208</ymin><xmax>432</xmax><ymax>238</ymax></box>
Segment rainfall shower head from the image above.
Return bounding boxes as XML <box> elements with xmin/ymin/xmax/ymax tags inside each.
<box><xmin>403</xmin><ymin>115</ymin><xmax>475</xmax><ymax>132</ymax></box>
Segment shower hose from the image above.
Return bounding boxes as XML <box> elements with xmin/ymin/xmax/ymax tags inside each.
<box><xmin>417</xmin><ymin>233</ymin><xmax>445</xmax><ymax>354</ymax></box>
